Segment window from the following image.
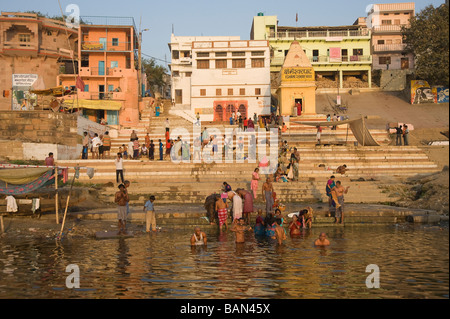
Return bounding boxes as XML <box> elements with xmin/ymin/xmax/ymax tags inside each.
<box><xmin>200</xmin><ymin>89</ymin><xmax>206</xmax><ymax>96</ymax></box>
<box><xmin>185</xmin><ymin>72</ymin><xmax>192</xmax><ymax>77</ymax></box>
<box><xmin>232</xmin><ymin>52</ymin><xmax>245</xmax><ymax>57</ymax></box>
<box><xmin>353</xmin><ymin>49</ymin><xmax>363</xmax><ymax>56</ymax></box>
<box><xmin>386</xmin><ymin>39</ymin><xmax>393</xmax><ymax>44</ymax></box>
<box><xmin>228</xmin><ymin>88</ymin><xmax>233</xmax><ymax>96</ymax></box>
<box><xmin>255</xmin><ymin>88</ymin><xmax>261</xmax><ymax>96</ymax></box>
<box><xmin>379</xmin><ymin>56</ymin><xmax>391</xmax><ymax>65</ymax></box>
<box><xmin>47</xmin><ymin>31</ymin><xmax>53</xmax><ymax>36</ymax></box>
<box><xmin>394</xmin><ymin>19</ymin><xmax>400</xmax><ymax>25</ymax></box>
<box><xmin>112</xmin><ymin>38</ymin><xmax>119</xmax><ymax>46</ymax></box>
<box><xmin>240</xmin><ymin>88</ymin><xmax>245</xmax><ymax>95</ymax></box>
<box><xmin>19</xmin><ymin>34</ymin><xmax>31</xmax><ymax>43</ymax></box>
<box><xmin>381</xmin><ymin>20</ymin><xmax>392</xmax><ymax>25</ymax></box>
<box><xmin>197</xmin><ymin>52</ymin><xmax>210</xmax><ymax>57</ymax></box>
<box><xmin>377</xmin><ymin>40</ymin><xmax>385</xmax><ymax>45</ymax></box>
<box><xmin>394</xmin><ymin>12</ymin><xmax>400</xmax><ymax>15</ymax></box>
<box><xmin>172</xmin><ymin>50</ymin><xmax>179</xmax><ymax>59</ymax></box>
<box><xmin>172</xmin><ymin>71</ymin><xmax>180</xmax><ymax>77</ymax></box>
<box><xmin>108</xmin><ymin>85</ymin><xmax>114</xmax><ymax>92</ymax></box>
<box><xmin>215</xmin><ymin>59</ymin><xmax>227</xmax><ymax>69</ymax></box>
<box><xmin>216</xmin><ymin>89</ymin><xmax>222</xmax><ymax>96</ymax></box>
<box><xmin>84</xmin><ymin>85</ymin><xmax>89</xmax><ymax>92</ymax></box>
<box><xmin>215</xmin><ymin>52</ymin><xmax>227</xmax><ymax>57</ymax></box>
<box><xmin>197</xmin><ymin>60</ymin><xmax>210</xmax><ymax>69</ymax></box>
<box><xmin>182</xmin><ymin>51</ymin><xmax>191</xmax><ymax>58</ymax></box>
<box><xmin>232</xmin><ymin>59</ymin><xmax>245</xmax><ymax>68</ymax></box>
<box><xmin>111</xmin><ymin>61</ymin><xmax>119</xmax><ymax>68</ymax></box>
<box><xmin>251</xmin><ymin>51</ymin><xmax>265</xmax><ymax>56</ymax></box>
<box><xmin>251</xmin><ymin>58</ymin><xmax>265</xmax><ymax>68</ymax></box>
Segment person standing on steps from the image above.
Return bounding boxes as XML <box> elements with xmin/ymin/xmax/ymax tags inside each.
<box><xmin>115</xmin><ymin>153</ymin><xmax>125</xmax><ymax>184</ymax></box>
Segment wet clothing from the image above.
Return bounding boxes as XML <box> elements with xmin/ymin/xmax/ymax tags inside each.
<box><xmin>265</xmin><ymin>190</ymin><xmax>274</xmax><ymax>214</ymax></box>
<box><xmin>218</xmin><ymin>208</ymin><xmax>228</xmax><ymax>226</ymax></box>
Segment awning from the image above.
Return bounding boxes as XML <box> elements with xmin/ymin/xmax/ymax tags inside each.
<box><xmin>64</xmin><ymin>99</ymin><xmax>123</xmax><ymax>111</ymax></box>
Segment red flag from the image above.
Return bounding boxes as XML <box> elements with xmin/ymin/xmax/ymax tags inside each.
<box><xmin>76</xmin><ymin>76</ymin><xmax>85</xmax><ymax>92</ymax></box>
<box><xmin>296</xmin><ymin>13</ymin><xmax>298</xmax><ymax>23</ymax></box>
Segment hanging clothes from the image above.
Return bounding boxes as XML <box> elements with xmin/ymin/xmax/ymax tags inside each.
<box><xmin>31</xmin><ymin>198</ymin><xmax>40</xmax><ymax>214</ymax></box>
<box><xmin>6</xmin><ymin>196</ymin><xmax>18</xmax><ymax>213</ymax></box>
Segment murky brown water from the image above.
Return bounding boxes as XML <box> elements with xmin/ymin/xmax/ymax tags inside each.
<box><xmin>0</xmin><ymin>223</ymin><xmax>448</xmax><ymax>299</ymax></box>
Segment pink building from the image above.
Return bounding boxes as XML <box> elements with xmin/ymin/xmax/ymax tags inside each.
<box><xmin>58</xmin><ymin>16</ymin><xmax>141</xmax><ymax>127</ymax></box>
<box><xmin>367</xmin><ymin>2</ymin><xmax>415</xmax><ymax>70</ymax></box>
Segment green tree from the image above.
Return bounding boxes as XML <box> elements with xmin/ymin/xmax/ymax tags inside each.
<box><xmin>141</xmin><ymin>58</ymin><xmax>169</xmax><ymax>97</ymax></box>
<box><xmin>402</xmin><ymin>4</ymin><xmax>449</xmax><ymax>86</ymax></box>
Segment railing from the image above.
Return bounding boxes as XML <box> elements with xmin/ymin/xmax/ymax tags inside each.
<box><xmin>373</xmin><ymin>43</ymin><xmax>407</xmax><ymax>52</ymax></box>
<box><xmin>271</xmin><ymin>29</ymin><xmax>370</xmax><ymax>40</ymax></box>
<box><xmin>81</xmin><ymin>16</ymin><xmax>137</xmax><ymax>30</ymax></box>
<box><xmin>81</xmin><ymin>41</ymin><xmax>132</xmax><ymax>52</ymax></box>
<box><xmin>309</xmin><ymin>55</ymin><xmax>372</xmax><ymax>63</ymax></box>
<box><xmin>2</xmin><ymin>41</ymin><xmax>37</xmax><ymax>50</ymax></box>
<box><xmin>372</xmin><ymin>25</ymin><xmax>409</xmax><ymax>33</ymax></box>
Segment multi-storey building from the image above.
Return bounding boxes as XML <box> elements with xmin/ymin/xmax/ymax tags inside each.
<box><xmin>367</xmin><ymin>2</ymin><xmax>415</xmax><ymax>70</ymax></box>
<box><xmin>169</xmin><ymin>35</ymin><xmax>272</xmax><ymax>121</ymax></box>
<box><xmin>251</xmin><ymin>14</ymin><xmax>373</xmax><ymax>89</ymax></box>
<box><xmin>0</xmin><ymin>12</ymin><xmax>78</xmax><ymax>111</ymax></box>
<box><xmin>59</xmin><ymin>16</ymin><xmax>140</xmax><ymax>127</ymax></box>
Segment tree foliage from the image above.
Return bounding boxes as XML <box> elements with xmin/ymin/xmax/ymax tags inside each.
<box><xmin>402</xmin><ymin>4</ymin><xmax>449</xmax><ymax>86</ymax></box>
<box><xmin>141</xmin><ymin>58</ymin><xmax>169</xmax><ymax>96</ymax></box>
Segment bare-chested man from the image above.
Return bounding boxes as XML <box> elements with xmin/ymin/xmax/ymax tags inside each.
<box><xmin>215</xmin><ymin>196</ymin><xmax>229</xmax><ymax>231</ymax></box>
<box><xmin>274</xmin><ymin>218</ymin><xmax>286</xmax><ymax>245</ymax></box>
<box><xmin>231</xmin><ymin>218</ymin><xmax>252</xmax><ymax>243</ymax></box>
<box><xmin>190</xmin><ymin>227</ymin><xmax>207</xmax><ymax>246</ymax></box>
<box><xmin>262</xmin><ymin>177</ymin><xmax>274</xmax><ymax>214</ymax></box>
<box><xmin>315</xmin><ymin>232</ymin><xmax>330</xmax><ymax>246</ymax></box>
<box><xmin>335</xmin><ymin>181</ymin><xmax>350</xmax><ymax>224</ymax></box>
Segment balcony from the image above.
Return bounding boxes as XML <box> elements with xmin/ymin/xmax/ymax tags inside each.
<box><xmin>81</xmin><ymin>41</ymin><xmax>133</xmax><ymax>52</ymax></box>
<box><xmin>372</xmin><ymin>25</ymin><xmax>409</xmax><ymax>33</ymax></box>
<box><xmin>270</xmin><ymin>29</ymin><xmax>370</xmax><ymax>40</ymax></box>
<box><xmin>309</xmin><ymin>55</ymin><xmax>372</xmax><ymax>64</ymax></box>
<box><xmin>373</xmin><ymin>43</ymin><xmax>407</xmax><ymax>52</ymax></box>
<box><xmin>87</xmin><ymin>92</ymin><xmax>125</xmax><ymax>100</ymax></box>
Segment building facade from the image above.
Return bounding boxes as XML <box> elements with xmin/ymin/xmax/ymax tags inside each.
<box><xmin>251</xmin><ymin>14</ymin><xmax>373</xmax><ymax>89</ymax></box>
<box><xmin>367</xmin><ymin>2</ymin><xmax>415</xmax><ymax>70</ymax></box>
<box><xmin>0</xmin><ymin>12</ymin><xmax>78</xmax><ymax>111</ymax></box>
<box><xmin>58</xmin><ymin>16</ymin><xmax>140</xmax><ymax>127</ymax></box>
<box><xmin>169</xmin><ymin>35</ymin><xmax>271</xmax><ymax>121</ymax></box>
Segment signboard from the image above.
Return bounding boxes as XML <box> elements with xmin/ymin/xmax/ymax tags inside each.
<box><xmin>281</xmin><ymin>67</ymin><xmax>315</xmax><ymax>82</ymax></box>
<box><xmin>434</xmin><ymin>86</ymin><xmax>449</xmax><ymax>104</ymax></box>
<box><xmin>12</xmin><ymin>74</ymin><xmax>38</xmax><ymax>111</ymax></box>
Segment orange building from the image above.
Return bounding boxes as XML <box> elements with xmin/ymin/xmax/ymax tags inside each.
<box><xmin>58</xmin><ymin>16</ymin><xmax>141</xmax><ymax>127</ymax></box>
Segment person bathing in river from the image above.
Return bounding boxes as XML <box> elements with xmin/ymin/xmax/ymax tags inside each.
<box><xmin>315</xmin><ymin>232</ymin><xmax>330</xmax><ymax>246</ymax></box>
<box><xmin>231</xmin><ymin>218</ymin><xmax>252</xmax><ymax>244</ymax></box>
<box><xmin>190</xmin><ymin>227</ymin><xmax>207</xmax><ymax>246</ymax></box>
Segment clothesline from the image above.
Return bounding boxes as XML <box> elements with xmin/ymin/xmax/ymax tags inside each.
<box><xmin>0</xmin><ymin>164</ymin><xmax>91</xmax><ymax>170</ymax></box>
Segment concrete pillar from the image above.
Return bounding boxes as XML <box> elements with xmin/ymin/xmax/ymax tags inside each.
<box><xmin>339</xmin><ymin>70</ymin><xmax>343</xmax><ymax>89</ymax></box>
<box><xmin>368</xmin><ymin>69</ymin><xmax>372</xmax><ymax>88</ymax></box>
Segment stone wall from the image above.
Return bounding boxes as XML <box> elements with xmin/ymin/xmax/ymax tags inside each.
<box><xmin>0</xmin><ymin>111</ymin><xmax>79</xmax><ymax>146</ymax></box>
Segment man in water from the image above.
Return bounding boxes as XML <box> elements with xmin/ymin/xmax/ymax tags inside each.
<box><xmin>115</xmin><ymin>184</ymin><xmax>129</xmax><ymax>235</ymax></box>
<box><xmin>334</xmin><ymin>181</ymin><xmax>350</xmax><ymax>224</ymax></box>
<box><xmin>315</xmin><ymin>232</ymin><xmax>330</xmax><ymax>246</ymax></box>
<box><xmin>262</xmin><ymin>177</ymin><xmax>274</xmax><ymax>215</ymax></box>
<box><xmin>215</xmin><ymin>194</ymin><xmax>229</xmax><ymax>231</ymax></box>
<box><xmin>190</xmin><ymin>227</ymin><xmax>207</xmax><ymax>246</ymax></box>
<box><xmin>274</xmin><ymin>218</ymin><xmax>286</xmax><ymax>245</ymax></box>
<box><xmin>231</xmin><ymin>218</ymin><xmax>252</xmax><ymax>244</ymax></box>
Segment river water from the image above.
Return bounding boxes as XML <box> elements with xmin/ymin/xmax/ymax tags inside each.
<box><xmin>0</xmin><ymin>223</ymin><xmax>448</xmax><ymax>299</ymax></box>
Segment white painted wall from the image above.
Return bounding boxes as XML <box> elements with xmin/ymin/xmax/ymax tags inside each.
<box><xmin>22</xmin><ymin>143</ymin><xmax>82</xmax><ymax>161</ymax></box>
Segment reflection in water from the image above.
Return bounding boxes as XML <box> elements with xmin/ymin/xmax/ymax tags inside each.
<box><xmin>0</xmin><ymin>224</ymin><xmax>448</xmax><ymax>299</ymax></box>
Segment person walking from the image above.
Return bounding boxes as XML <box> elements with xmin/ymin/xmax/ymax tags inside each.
<box><xmin>159</xmin><ymin>139</ymin><xmax>164</xmax><ymax>161</ymax></box>
<box><xmin>115</xmin><ymin>153</ymin><xmax>124</xmax><ymax>184</ymax></box>
<box><xmin>102</xmin><ymin>131</ymin><xmax>111</xmax><ymax>159</ymax></box>
<box><xmin>290</xmin><ymin>147</ymin><xmax>300</xmax><ymax>181</ymax></box>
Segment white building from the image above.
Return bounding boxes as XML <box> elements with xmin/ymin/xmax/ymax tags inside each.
<box><xmin>169</xmin><ymin>34</ymin><xmax>271</xmax><ymax>122</ymax></box>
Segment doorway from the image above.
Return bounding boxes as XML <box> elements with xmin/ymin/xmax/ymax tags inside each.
<box><xmin>294</xmin><ymin>98</ymin><xmax>303</xmax><ymax>116</ymax></box>
<box><xmin>99</xmin><ymin>85</ymin><xmax>105</xmax><ymax>100</ymax></box>
<box><xmin>401</xmin><ymin>57</ymin><xmax>409</xmax><ymax>70</ymax></box>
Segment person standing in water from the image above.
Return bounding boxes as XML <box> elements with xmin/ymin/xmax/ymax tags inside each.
<box><xmin>190</xmin><ymin>227</ymin><xmax>207</xmax><ymax>246</ymax></box>
<box><xmin>231</xmin><ymin>218</ymin><xmax>252</xmax><ymax>244</ymax></box>
<box><xmin>251</xmin><ymin>168</ymin><xmax>260</xmax><ymax>200</ymax></box>
<box><xmin>315</xmin><ymin>232</ymin><xmax>331</xmax><ymax>246</ymax></box>
<box><xmin>262</xmin><ymin>177</ymin><xmax>274</xmax><ymax>214</ymax></box>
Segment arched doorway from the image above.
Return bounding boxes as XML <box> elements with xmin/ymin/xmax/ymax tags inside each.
<box><xmin>226</xmin><ymin>103</ymin><xmax>235</xmax><ymax>121</ymax></box>
<box><xmin>238</xmin><ymin>104</ymin><xmax>248</xmax><ymax>119</ymax></box>
<box><xmin>214</xmin><ymin>104</ymin><xmax>224</xmax><ymax>122</ymax></box>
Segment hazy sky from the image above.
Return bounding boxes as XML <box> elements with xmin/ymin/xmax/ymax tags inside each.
<box><xmin>2</xmin><ymin>0</ymin><xmax>445</xmax><ymax>68</ymax></box>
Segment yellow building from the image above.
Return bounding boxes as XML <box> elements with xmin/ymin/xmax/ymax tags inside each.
<box><xmin>277</xmin><ymin>41</ymin><xmax>316</xmax><ymax>117</ymax></box>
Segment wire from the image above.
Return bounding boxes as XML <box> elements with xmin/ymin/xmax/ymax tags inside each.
<box><xmin>141</xmin><ymin>52</ymin><xmax>169</xmax><ymax>65</ymax></box>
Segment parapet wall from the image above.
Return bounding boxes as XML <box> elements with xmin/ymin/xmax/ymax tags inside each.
<box><xmin>0</xmin><ymin>111</ymin><xmax>79</xmax><ymax>146</ymax></box>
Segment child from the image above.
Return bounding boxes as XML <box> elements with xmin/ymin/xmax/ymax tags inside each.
<box><xmin>231</xmin><ymin>218</ymin><xmax>252</xmax><ymax>243</ymax></box>
<box><xmin>143</xmin><ymin>195</ymin><xmax>157</xmax><ymax>232</ymax></box>
<box><xmin>118</xmin><ymin>146</ymin><xmax>123</xmax><ymax>157</ymax></box>
<box><xmin>122</xmin><ymin>144</ymin><xmax>128</xmax><ymax>159</ymax></box>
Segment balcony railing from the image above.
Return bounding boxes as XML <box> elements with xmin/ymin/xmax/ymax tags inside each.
<box><xmin>270</xmin><ymin>29</ymin><xmax>370</xmax><ymax>40</ymax></box>
<box><xmin>373</xmin><ymin>43</ymin><xmax>407</xmax><ymax>52</ymax></box>
<box><xmin>271</xmin><ymin>55</ymin><xmax>371</xmax><ymax>66</ymax></box>
<box><xmin>88</xmin><ymin>92</ymin><xmax>124</xmax><ymax>100</ymax></box>
<box><xmin>81</xmin><ymin>41</ymin><xmax>132</xmax><ymax>52</ymax></box>
<box><xmin>372</xmin><ymin>25</ymin><xmax>409</xmax><ymax>33</ymax></box>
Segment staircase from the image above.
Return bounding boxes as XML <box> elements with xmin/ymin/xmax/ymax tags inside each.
<box><xmin>57</xmin><ymin>145</ymin><xmax>439</xmax><ymax>206</ymax></box>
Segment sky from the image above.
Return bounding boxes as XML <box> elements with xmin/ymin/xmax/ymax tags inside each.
<box><xmin>2</xmin><ymin>0</ymin><xmax>445</xmax><ymax>68</ymax></box>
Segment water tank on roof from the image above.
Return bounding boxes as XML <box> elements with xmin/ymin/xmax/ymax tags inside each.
<box><xmin>257</xmin><ymin>12</ymin><xmax>264</xmax><ymax>16</ymax></box>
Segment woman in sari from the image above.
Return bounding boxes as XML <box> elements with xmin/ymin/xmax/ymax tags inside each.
<box><xmin>289</xmin><ymin>214</ymin><xmax>302</xmax><ymax>237</ymax></box>
<box><xmin>251</xmin><ymin>168</ymin><xmax>260</xmax><ymax>200</ymax></box>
